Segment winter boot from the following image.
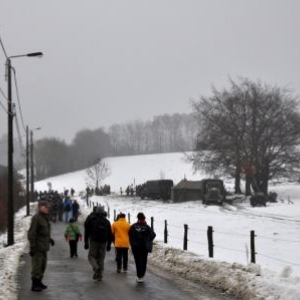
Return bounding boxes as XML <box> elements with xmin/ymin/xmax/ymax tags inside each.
<box><xmin>39</xmin><ymin>280</ymin><xmax>48</xmax><ymax>289</ymax></box>
<box><xmin>31</xmin><ymin>279</ymin><xmax>43</xmax><ymax>292</ymax></box>
<box><xmin>97</xmin><ymin>271</ymin><xmax>103</xmax><ymax>281</ymax></box>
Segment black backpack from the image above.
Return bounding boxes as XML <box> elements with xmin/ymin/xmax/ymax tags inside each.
<box><xmin>91</xmin><ymin>215</ymin><xmax>109</xmax><ymax>242</ymax></box>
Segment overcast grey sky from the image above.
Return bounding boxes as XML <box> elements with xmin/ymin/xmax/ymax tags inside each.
<box><xmin>0</xmin><ymin>0</ymin><xmax>300</xmax><ymax>143</ymax></box>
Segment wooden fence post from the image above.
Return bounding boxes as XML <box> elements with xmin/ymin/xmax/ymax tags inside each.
<box><xmin>164</xmin><ymin>220</ymin><xmax>168</xmax><ymax>244</ymax></box>
<box><xmin>114</xmin><ymin>209</ymin><xmax>116</xmax><ymax>221</ymax></box>
<box><xmin>207</xmin><ymin>226</ymin><xmax>214</xmax><ymax>258</ymax></box>
<box><xmin>151</xmin><ymin>217</ymin><xmax>154</xmax><ymax>231</ymax></box>
<box><xmin>250</xmin><ymin>230</ymin><xmax>256</xmax><ymax>263</ymax></box>
<box><xmin>128</xmin><ymin>213</ymin><xmax>131</xmax><ymax>224</ymax></box>
<box><xmin>183</xmin><ymin>224</ymin><xmax>188</xmax><ymax>250</ymax></box>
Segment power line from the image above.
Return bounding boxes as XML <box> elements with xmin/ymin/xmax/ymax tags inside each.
<box><xmin>0</xmin><ymin>143</ymin><xmax>25</xmax><ymax>158</ymax></box>
<box><xmin>13</xmin><ymin>106</ymin><xmax>26</xmax><ymax>158</ymax></box>
<box><xmin>0</xmin><ymin>133</ymin><xmax>28</xmax><ymax>145</ymax></box>
<box><xmin>0</xmin><ymin>85</ymin><xmax>9</xmax><ymax>114</ymax></box>
<box><xmin>12</xmin><ymin>67</ymin><xmax>26</xmax><ymax>132</ymax></box>
<box><xmin>0</xmin><ymin>31</ymin><xmax>8</xmax><ymax>59</ymax></box>
<box><xmin>0</xmin><ymin>85</ymin><xmax>7</xmax><ymax>100</ymax></box>
<box><xmin>0</xmin><ymin>99</ymin><xmax>8</xmax><ymax>114</ymax></box>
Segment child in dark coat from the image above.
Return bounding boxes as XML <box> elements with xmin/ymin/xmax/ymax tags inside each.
<box><xmin>64</xmin><ymin>218</ymin><xmax>82</xmax><ymax>258</ymax></box>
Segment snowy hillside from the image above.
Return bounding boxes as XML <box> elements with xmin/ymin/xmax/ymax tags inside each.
<box><xmin>0</xmin><ymin>152</ymin><xmax>299</xmax><ymax>299</ymax></box>
<box><xmin>35</xmin><ymin>152</ymin><xmax>300</xmax><ymax>299</ymax></box>
<box><xmin>35</xmin><ymin>152</ymin><xmax>204</xmax><ymax>193</ymax></box>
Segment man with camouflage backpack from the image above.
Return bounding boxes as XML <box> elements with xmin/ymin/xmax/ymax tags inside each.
<box><xmin>84</xmin><ymin>206</ymin><xmax>112</xmax><ymax>281</ymax></box>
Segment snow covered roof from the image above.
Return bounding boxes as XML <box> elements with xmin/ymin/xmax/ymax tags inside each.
<box><xmin>172</xmin><ymin>179</ymin><xmax>202</xmax><ymax>190</ymax></box>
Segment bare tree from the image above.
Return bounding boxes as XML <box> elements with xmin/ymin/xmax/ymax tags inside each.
<box><xmin>191</xmin><ymin>78</ymin><xmax>300</xmax><ymax>195</ymax></box>
<box><xmin>85</xmin><ymin>158</ymin><xmax>111</xmax><ymax>191</ymax></box>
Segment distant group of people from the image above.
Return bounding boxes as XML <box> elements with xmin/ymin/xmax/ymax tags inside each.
<box><xmin>27</xmin><ymin>192</ymin><xmax>156</xmax><ymax>292</ymax></box>
<box><xmin>120</xmin><ymin>185</ymin><xmax>135</xmax><ymax>196</ymax></box>
<box><xmin>86</xmin><ymin>185</ymin><xmax>111</xmax><ymax>196</ymax></box>
<box><xmin>120</xmin><ymin>184</ymin><xmax>146</xmax><ymax>198</ymax></box>
<box><xmin>34</xmin><ymin>190</ymin><xmax>80</xmax><ymax>223</ymax></box>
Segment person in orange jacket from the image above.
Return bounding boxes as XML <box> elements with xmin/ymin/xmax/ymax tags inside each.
<box><xmin>111</xmin><ymin>213</ymin><xmax>130</xmax><ymax>273</ymax></box>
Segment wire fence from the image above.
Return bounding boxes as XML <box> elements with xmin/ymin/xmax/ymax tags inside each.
<box><xmin>86</xmin><ymin>197</ymin><xmax>300</xmax><ymax>270</ymax></box>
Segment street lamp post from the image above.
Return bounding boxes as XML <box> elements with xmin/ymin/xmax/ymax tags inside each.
<box><xmin>6</xmin><ymin>51</ymin><xmax>43</xmax><ymax>246</ymax></box>
<box><xmin>26</xmin><ymin>125</ymin><xmax>29</xmax><ymax>216</ymax></box>
<box><xmin>6</xmin><ymin>57</ymin><xmax>14</xmax><ymax>246</ymax></box>
<box><xmin>26</xmin><ymin>126</ymin><xmax>41</xmax><ymax>216</ymax></box>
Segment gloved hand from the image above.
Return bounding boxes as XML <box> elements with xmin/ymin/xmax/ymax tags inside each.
<box><xmin>84</xmin><ymin>242</ymin><xmax>89</xmax><ymax>250</ymax></box>
<box><xmin>29</xmin><ymin>248</ymin><xmax>35</xmax><ymax>257</ymax></box>
<box><xmin>50</xmin><ymin>238</ymin><xmax>55</xmax><ymax>246</ymax></box>
<box><xmin>64</xmin><ymin>235</ymin><xmax>69</xmax><ymax>241</ymax></box>
<box><xmin>106</xmin><ymin>244</ymin><xmax>111</xmax><ymax>252</ymax></box>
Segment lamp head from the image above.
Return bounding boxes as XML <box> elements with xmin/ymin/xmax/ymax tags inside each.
<box><xmin>26</xmin><ymin>52</ymin><xmax>43</xmax><ymax>57</ymax></box>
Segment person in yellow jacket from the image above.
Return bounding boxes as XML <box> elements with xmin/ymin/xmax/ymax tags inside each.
<box><xmin>111</xmin><ymin>213</ymin><xmax>130</xmax><ymax>273</ymax></box>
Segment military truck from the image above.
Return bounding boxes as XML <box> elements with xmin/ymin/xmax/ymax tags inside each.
<box><xmin>200</xmin><ymin>179</ymin><xmax>225</xmax><ymax>205</ymax></box>
<box><xmin>139</xmin><ymin>180</ymin><xmax>174</xmax><ymax>200</ymax></box>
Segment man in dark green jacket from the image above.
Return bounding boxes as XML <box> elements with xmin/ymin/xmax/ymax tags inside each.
<box><xmin>27</xmin><ymin>201</ymin><xmax>55</xmax><ymax>292</ymax></box>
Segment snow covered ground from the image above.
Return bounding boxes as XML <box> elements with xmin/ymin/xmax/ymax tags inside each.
<box><xmin>0</xmin><ymin>205</ymin><xmax>34</xmax><ymax>300</ymax></box>
<box><xmin>0</xmin><ymin>152</ymin><xmax>300</xmax><ymax>299</ymax></box>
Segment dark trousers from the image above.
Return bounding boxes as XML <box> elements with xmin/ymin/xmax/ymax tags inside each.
<box><xmin>69</xmin><ymin>240</ymin><xmax>78</xmax><ymax>257</ymax></box>
<box><xmin>132</xmin><ymin>248</ymin><xmax>148</xmax><ymax>278</ymax></box>
<box><xmin>116</xmin><ymin>247</ymin><xmax>128</xmax><ymax>270</ymax></box>
<box><xmin>72</xmin><ymin>211</ymin><xmax>78</xmax><ymax>221</ymax></box>
<box><xmin>88</xmin><ymin>241</ymin><xmax>107</xmax><ymax>272</ymax></box>
<box><xmin>31</xmin><ymin>251</ymin><xmax>47</xmax><ymax>280</ymax></box>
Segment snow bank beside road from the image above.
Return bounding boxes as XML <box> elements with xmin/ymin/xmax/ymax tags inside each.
<box><xmin>0</xmin><ymin>206</ymin><xmax>33</xmax><ymax>300</ymax></box>
<box><xmin>79</xmin><ymin>196</ymin><xmax>300</xmax><ymax>299</ymax></box>
<box><xmin>150</xmin><ymin>243</ymin><xmax>300</xmax><ymax>300</ymax></box>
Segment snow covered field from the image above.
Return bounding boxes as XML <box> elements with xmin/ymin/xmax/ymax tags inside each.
<box><xmin>0</xmin><ymin>152</ymin><xmax>300</xmax><ymax>299</ymax></box>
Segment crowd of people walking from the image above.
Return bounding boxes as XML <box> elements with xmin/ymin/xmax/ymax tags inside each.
<box><xmin>27</xmin><ymin>190</ymin><xmax>156</xmax><ymax>292</ymax></box>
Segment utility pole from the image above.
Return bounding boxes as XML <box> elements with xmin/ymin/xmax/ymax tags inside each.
<box><xmin>30</xmin><ymin>130</ymin><xmax>34</xmax><ymax>203</ymax></box>
<box><xmin>6</xmin><ymin>58</ymin><xmax>14</xmax><ymax>246</ymax></box>
<box><xmin>26</xmin><ymin>126</ymin><xmax>30</xmax><ymax>216</ymax></box>
<box><xmin>5</xmin><ymin>51</ymin><xmax>43</xmax><ymax>246</ymax></box>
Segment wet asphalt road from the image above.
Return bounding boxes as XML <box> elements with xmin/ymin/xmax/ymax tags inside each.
<box><xmin>17</xmin><ymin>221</ymin><xmax>235</xmax><ymax>300</ymax></box>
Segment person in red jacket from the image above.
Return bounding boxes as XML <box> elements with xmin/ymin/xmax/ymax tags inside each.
<box><xmin>111</xmin><ymin>213</ymin><xmax>130</xmax><ymax>273</ymax></box>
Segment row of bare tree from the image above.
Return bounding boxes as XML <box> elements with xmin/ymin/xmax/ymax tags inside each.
<box><xmin>190</xmin><ymin>78</ymin><xmax>300</xmax><ymax>195</ymax></box>
<box><xmin>108</xmin><ymin>113</ymin><xmax>197</xmax><ymax>156</ymax></box>
<box><xmin>34</xmin><ymin>113</ymin><xmax>197</xmax><ymax>180</ymax></box>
